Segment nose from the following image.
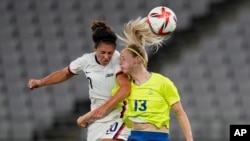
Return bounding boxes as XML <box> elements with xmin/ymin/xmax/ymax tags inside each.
<box><xmin>103</xmin><ymin>54</ymin><xmax>109</xmax><ymax>60</ymax></box>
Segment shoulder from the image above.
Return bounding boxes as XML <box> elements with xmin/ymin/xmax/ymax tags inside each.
<box><xmin>151</xmin><ymin>73</ymin><xmax>175</xmax><ymax>85</ymax></box>
<box><xmin>74</xmin><ymin>52</ymin><xmax>95</xmax><ymax>62</ymax></box>
<box><xmin>82</xmin><ymin>52</ymin><xmax>95</xmax><ymax>59</ymax></box>
<box><xmin>152</xmin><ymin>73</ymin><xmax>170</xmax><ymax>81</ymax></box>
<box><xmin>70</xmin><ymin>52</ymin><xmax>95</xmax><ymax>67</ymax></box>
<box><xmin>151</xmin><ymin>73</ymin><xmax>179</xmax><ymax>97</ymax></box>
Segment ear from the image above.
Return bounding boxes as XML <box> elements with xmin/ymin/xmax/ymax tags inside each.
<box><xmin>135</xmin><ymin>56</ymin><xmax>142</xmax><ymax>64</ymax></box>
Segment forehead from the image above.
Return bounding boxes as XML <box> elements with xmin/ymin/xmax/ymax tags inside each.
<box><xmin>96</xmin><ymin>43</ymin><xmax>115</xmax><ymax>52</ymax></box>
<box><xmin>121</xmin><ymin>49</ymin><xmax>131</xmax><ymax>55</ymax></box>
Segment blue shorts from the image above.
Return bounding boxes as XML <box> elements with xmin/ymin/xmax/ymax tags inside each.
<box><xmin>128</xmin><ymin>130</ymin><xmax>170</xmax><ymax>141</ymax></box>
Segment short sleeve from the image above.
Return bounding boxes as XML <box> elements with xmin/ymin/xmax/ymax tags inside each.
<box><xmin>162</xmin><ymin>78</ymin><xmax>180</xmax><ymax>106</ymax></box>
<box><xmin>68</xmin><ymin>54</ymin><xmax>87</xmax><ymax>74</ymax></box>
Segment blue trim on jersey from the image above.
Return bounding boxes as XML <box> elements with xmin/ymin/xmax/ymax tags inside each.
<box><xmin>128</xmin><ymin>130</ymin><xmax>169</xmax><ymax>141</ymax></box>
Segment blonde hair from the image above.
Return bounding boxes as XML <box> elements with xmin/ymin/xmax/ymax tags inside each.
<box><xmin>118</xmin><ymin>17</ymin><xmax>165</xmax><ymax>66</ymax></box>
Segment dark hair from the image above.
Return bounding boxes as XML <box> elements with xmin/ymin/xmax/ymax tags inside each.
<box><xmin>91</xmin><ymin>21</ymin><xmax>117</xmax><ymax>48</ymax></box>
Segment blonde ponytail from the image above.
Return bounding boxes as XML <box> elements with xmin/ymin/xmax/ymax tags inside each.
<box><xmin>119</xmin><ymin>17</ymin><xmax>165</xmax><ymax>48</ymax></box>
<box><xmin>118</xmin><ymin>17</ymin><xmax>166</xmax><ymax>66</ymax></box>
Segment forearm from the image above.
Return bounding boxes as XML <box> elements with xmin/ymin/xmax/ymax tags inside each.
<box><xmin>78</xmin><ymin>111</ymin><xmax>92</xmax><ymax>122</ymax></box>
<box><xmin>39</xmin><ymin>68</ymin><xmax>73</xmax><ymax>87</ymax></box>
<box><xmin>176</xmin><ymin>112</ymin><xmax>193</xmax><ymax>141</ymax></box>
<box><xmin>101</xmin><ymin>87</ymin><xmax>130</xmax><ymax>113</ymax></box>
<box><xmin>89</xmin><ymin>73</ymin><xmax>131</xmax><ymax>119</ymax></box>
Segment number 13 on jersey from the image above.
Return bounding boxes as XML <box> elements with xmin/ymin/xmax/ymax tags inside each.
<box><xmin>134</xmin><ymin>100</ymin><xmax>147</xmax><ymax>111</ymax></box>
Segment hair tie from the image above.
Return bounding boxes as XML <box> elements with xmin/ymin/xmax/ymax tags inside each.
<box><xmin>126</xmin><ymin>48</ymin><xmax>147</xmax><ymax>65</ymax></box>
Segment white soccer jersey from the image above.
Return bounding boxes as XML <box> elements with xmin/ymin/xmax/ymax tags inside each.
<box><xmin>69</xmin><ymin>50</ymin><xmax>123</xmax><ymax>122</ymax></box>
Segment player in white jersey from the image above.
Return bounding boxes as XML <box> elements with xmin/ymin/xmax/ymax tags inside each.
<box><xmin>27</xmin><ymin>21</ymin><xmax>131</xmax><ymax>141</ymax></box>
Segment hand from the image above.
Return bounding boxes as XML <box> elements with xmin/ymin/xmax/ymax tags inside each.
<box><xmin>77</xmin><ymin>117</ymin><xmax>89</xmax><ymax>128</ymax></box>
<box><xmin>77</xmin><ymin>112</ymin><xmax>92</xmax><ymax>128</ymax></box>
<box><xmin>28</xmin><ymin>79</ymin><xmax>41</xmax><ymax>90</ymax></box>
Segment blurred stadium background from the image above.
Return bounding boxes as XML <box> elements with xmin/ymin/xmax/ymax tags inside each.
<box><xmin>0</xmin><ymin>0</ymin><xmax>249</xmax><ymax>141</ymax></box>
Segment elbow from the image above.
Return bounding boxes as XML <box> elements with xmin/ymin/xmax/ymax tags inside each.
<box><xmin>172</xmin><ymin>102</ymin><xmax>186</xmax><ymax>117</ymax></box>
<box><xmin>174</xmin><ymin>110</ymin><xmax>185</xmax><ymax>118</ymax></box>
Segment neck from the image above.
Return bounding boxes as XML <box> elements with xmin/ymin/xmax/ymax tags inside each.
<box><xmin>130</xmin><ymin>67</ymin><xmax>151</xmax><ymax>85</ymax></box>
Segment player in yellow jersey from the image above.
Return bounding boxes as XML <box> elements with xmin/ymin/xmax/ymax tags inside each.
<box><xmin>118</xmin><ymin>17</ymin><xmax>194</xmax><ymax>141</ymax></box>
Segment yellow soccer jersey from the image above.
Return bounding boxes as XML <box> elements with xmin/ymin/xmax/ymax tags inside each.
<box><xmin>124</xmin><ymin>73</ymin><xmax>180</xmax><ymax>129</ymax></box>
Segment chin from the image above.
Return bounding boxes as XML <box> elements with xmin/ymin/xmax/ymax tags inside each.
<box><xmin>121</xmin><ymin>69</ymin><xmax>129</xmax><ymax>74</ymax></box>
<box><xmin>102</xmin><ymin>62</ymin><xmax>109</xmax><ymax>66</ymax></box>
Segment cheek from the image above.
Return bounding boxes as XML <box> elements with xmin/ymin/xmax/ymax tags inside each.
<box><xmin>123</xmin><ymin>61</ymin><xmax>133</xmax><ymax>69</ymax></box>
<box><xmin>96</xmin><ymin>53</ymin><xmax>102</xmax><ymax>58</ymax></box>
<box><xmin>108</xmin><ymin>54</ymin><xmax>113</xmax><ymax>59</ymax></box>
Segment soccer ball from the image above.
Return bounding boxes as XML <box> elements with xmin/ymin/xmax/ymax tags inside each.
<box><xmin>147</xmin><ymin>6</ymin><xmax>177</xmax><ymax>36</ymax></box>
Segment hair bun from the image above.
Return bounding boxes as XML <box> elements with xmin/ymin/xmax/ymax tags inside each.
<box><xmin>91</xmin><ymin>21</ymin><xmax>111</xmax><ymax>32</ymax></box>
<box><xmin>91</xmin><ymin>21</ymin><xmax>117</xmax><ymax>44</ymax></box>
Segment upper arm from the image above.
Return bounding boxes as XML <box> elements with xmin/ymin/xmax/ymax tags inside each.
<box><xmin>62</xmin><ymin>67</ymin><xmax>75</xmax><ymax>78</ymax></box>
<box><xmin>116</xmin><ymin>73</ymin><xmax>131</xmax><ymax>90</ymax></box>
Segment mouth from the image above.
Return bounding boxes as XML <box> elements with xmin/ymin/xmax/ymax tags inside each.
<box><xmin>103</xmin><ymin>61</ymin><xmax>109</xmax><ymax>64</ymax></box>
<box><xmin>102</xmin><ymin>60</ymin><xmax>109</xmax><ymax>66</ymax></box>
<box><xmin>121</xmin><ymin>67</ymin><xmax>127</xmax><ymax>72</ymax></box>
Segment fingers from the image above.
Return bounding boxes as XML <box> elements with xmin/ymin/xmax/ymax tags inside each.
<box><xmin>27</xmin><ymin>79</ymin><xmax>34</xmax><ymax>89</ymax></box>
<box><xmin>77</xmin><ymin>116</ymin><xmax>89</xmax><ymax>128</ymax></box>
<box><xmin>80</xmin><ymin>122</ymin><xmax>89</xmax><ymax>128</ymax></box>
<box><xmin>27</xmin><ymin>79</ymin><xmax>39</xmax><ymax>90</ymax></box>
<box><xmin>77</xmin><ymin>117</ymin><xmax>83</xmax><ymax>125</ymax></box>
<box><xmin>76</xmin><ymin>111</ymin><xmax>102</xmax><ymax>128</ymax></box>
<box><xmin>78</xmin><ymin>121</ymin><xmax>88</xmax><ymax>128</ymax></box>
